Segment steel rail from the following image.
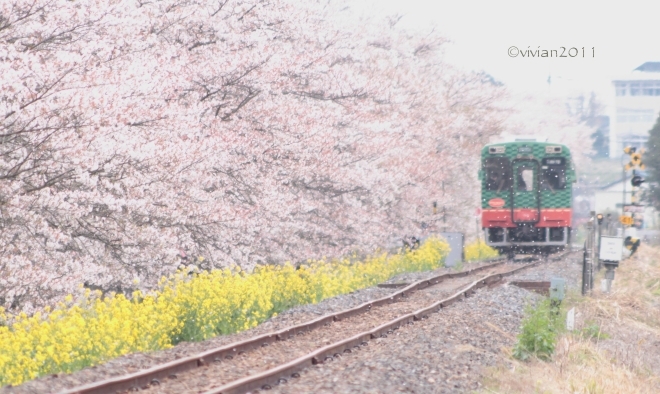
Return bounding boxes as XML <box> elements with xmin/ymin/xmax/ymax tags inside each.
<box><xmin>60</xmin><ymin>258</ymin><xmax>508</xmax><ymax>394</ymax></box>
<box><xmin>204</xmin><ymin>252</ymin><xmax>570</xmax><ymax>394</ymax></box>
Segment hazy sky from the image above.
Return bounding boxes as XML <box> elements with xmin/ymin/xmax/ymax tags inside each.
<box><xmin>355</xmin><ymin>0</ymin><xmax>660</xmax><ymax>111</ymax></box>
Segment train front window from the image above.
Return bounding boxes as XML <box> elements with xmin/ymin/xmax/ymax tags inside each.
<box><xmin>541</xmin><ymin>158</ymin><xmax>566</xmax><ymax>191</ymax></box>
<box><xmin>483</xmin><ymin>158</ymin><xmax>512</xmax><ymax>192</ymax></box>
<box><xmin>516</xmin><ymin>164</ymin><xmax>535</xmax><ymax>191</ymax></box>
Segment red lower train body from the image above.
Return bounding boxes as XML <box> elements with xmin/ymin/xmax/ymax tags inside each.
<box><xmin>482</xmin><ymin>208</ymin><xmax>572</xmax><ymax>257</ymax></box>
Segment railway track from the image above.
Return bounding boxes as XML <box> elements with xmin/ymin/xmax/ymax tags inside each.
<box><xmin>61</xmin><ymin>253</ymin><xmax>569</xmax><ymax>394</ymax></box>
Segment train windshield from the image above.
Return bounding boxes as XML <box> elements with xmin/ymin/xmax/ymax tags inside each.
<box><xmin>483</xmin><ymin>158</ymin><xmax>512</xmax><ymax>192</ymax></box>
<box><xmin>541</xmin><ymin>158</ymin><xmax>566</xmax><ymax>191</ymax></box>
<box><xmin>516</xmin><ymin>164</ymin><xmax>536</xmax><ymax>191</ymax></box>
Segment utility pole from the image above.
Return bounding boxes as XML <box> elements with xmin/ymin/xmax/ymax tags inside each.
<box><xmin>582</xmin><ymin>212</ymin><xmax>595</xmax><ymax>295</ymax></box>
<box><xmin>622</xmin><ymin>155</ymin><xmax>626</xmax><ymax>218</ymax></box>
<box><xmin>596</xmin><ymin>213</ymin><xmax>603</xmax><ymax>271</ymax></box>
<box><xmin>590</xmin><ymin>211</ymin><xmax>596</xmax><ymax>291</ymax></box>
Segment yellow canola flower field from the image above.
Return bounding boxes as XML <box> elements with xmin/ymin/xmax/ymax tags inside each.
<box><xmin>0</xmin><ymin>237</ymin><xmax>449</xmax><ymax>386</ymax></box>
<box><xmin>464</xmin><ymin>240</ymin><xmax>499</xmax><ymax>261</ymax></box>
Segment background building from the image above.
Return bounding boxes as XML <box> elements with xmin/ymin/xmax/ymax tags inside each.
<box><xmin>610</xmin><ymin>62</ymin><xmax>660</xmax><ymax>157</ymax></box>
<box><xmin>593</xmin><ymin>177</ymin><xmax>660</xmax><ymax>242</ymax></box>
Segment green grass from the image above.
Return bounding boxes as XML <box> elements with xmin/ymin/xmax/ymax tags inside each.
<box><xmin>580</xmin><ymin>322</ymin><xmax>610</xmax><ymax>341</ymax></box>
<box><xmin>513</xmin><ymin>298</ymin><xmax>565</xmax><ymax>361</ymax></box>
<box><xmin>573</xmin><ymin>225</ymin><xmax>588</xmax><ymax>246</ymax></box>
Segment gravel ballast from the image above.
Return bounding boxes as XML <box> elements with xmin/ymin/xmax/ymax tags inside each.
<box><xmin>268</xmin><ymin>284</ymin><xmax>537</xmax><ymax>394</ymax></box>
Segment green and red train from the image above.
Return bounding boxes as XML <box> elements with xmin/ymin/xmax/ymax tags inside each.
<box><xmin>479</xmin><ymin>140</ymin><xmax>575</xmax><ymax>257</ymax></box>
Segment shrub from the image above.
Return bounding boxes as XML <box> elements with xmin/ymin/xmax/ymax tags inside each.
<box><xmin>513</xmin><ymin>298</ymin><xmax>564</xmax><ymax>361</ymax></box>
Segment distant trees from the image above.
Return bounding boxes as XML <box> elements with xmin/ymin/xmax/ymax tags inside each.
<box><xmin>571</xmin><ymin>92</ymin><xmax>609</xmax><ymax>158</ymax></box>
<box><xmin>645</xmin><ymin>112</ymin><xmax>660</xmax><ymax>208</ymax></box>
<box><xmin>590</xmin><ymin>121</ymin><xmax>610</xmax><ymax>158</ymax></box>
<box><xmin>587</xmin><ymin>97</ymin><xmax>610</xmax><ymax>160</ymax></box>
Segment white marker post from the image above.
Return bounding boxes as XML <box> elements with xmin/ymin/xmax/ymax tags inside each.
<box><xmin>566</xmin><ymin>307</ymin><xmax>575</xmax><ymax>331</ymax></box>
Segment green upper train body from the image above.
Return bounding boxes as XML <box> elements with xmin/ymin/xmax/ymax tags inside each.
<box><xmin>479</xmin><ymin>141</ymin><xmax>575</xmax><ymax>254</ymax></box>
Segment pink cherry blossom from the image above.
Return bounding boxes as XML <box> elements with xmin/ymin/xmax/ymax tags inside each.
<box><xmin>1</xmin><ymin>0</ymin><xmax>513</xmax><ymax>313</ymax></box>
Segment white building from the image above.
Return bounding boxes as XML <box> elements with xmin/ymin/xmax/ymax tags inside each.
<box><xmin>594</xmin><ymin>178</ymin><xmax>634</xmax><ymax>214</ymax></box>
<box><xmin>609</xmin><ymin>62</ymin><xmax>660</xmax><ymax>158</ymax></box>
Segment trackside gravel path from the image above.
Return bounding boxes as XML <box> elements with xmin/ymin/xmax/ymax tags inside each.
<box><xmin>268</xmin><ymin>253</ymin><xmax>581</xmax><ymax>394</ymax></box>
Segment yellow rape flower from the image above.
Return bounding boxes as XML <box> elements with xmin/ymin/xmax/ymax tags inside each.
<box><xmin>0</xmin><ymin>237</ymin><xmax>449</xmax><ymax>387</ymax></box>
<box><xmin>464</xmin><ymin>240</ymin><xmax>499</xmax><ymax>261</ymax></box>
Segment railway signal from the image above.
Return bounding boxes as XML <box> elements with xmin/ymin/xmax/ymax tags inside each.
<box><xmin>623</xmin><ymin>147</ymin><xmax>646</xmax><ymax>229</ymax></box>
<box><xmin>623</xmin><ymin>146</ymin><xmax>636</xmax><ymax>154</ymax></box>
<box><xmin>629</xmin><ymin>168</ymin><xmax>645</xmax><ymax>210</ymax></box>
<box><xmin>631</xmin><ymin>174</ymin><xmax>645</xmax><ymax>187</ymax></box>
<box><xmin>623</xmin><ymin>146</ymin><xmax>645</xmax><ymax>171</ymax></box>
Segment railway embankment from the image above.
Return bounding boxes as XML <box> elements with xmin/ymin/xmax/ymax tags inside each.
<box><xmin>7</xmin><ymin>249</ymin><xmax>633</xmax><ymax>394</ymax></box>
<box><xmin>481</xmin><ymin>246</ymin><xmax>660</xmax><ymax>394</ymax></box>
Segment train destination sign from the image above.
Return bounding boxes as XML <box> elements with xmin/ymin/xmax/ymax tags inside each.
<box><xmin>623</xmin><ymin>205</ymin><xmax>645</xmax><ymax>213</ymax></box>
<box><xmin>542</xmin><ymin>157</ymin><xmax>565</xmax><ymax>166</ymax></box>
<box><xmin>599</xmin><ymin>236</ymin><xmax>623</xmax><ymax>262</ymax></box>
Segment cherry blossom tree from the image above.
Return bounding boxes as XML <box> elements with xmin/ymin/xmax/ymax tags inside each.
<box><xmin>498</xmin><ymin>93</ymin><xmax>595</xmax><ymax>170</ymax></box>
<box><xmin>0</xmin><ymin>0</ymin><xmax>506</xmax><ymax>312</ymax></box>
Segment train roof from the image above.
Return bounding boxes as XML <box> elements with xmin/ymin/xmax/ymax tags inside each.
<box><xmin>481</xmin><ymin>140</ymin><xmax>572</xmax><ymax>159</ymax></box>
<box><xmin>482</xmin><ymin>140</ymin><xmax>570</xmax><ymax>149</ymax></box>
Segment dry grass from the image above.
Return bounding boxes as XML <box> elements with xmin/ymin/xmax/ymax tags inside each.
<box><xmin>481</xmin><ymin>245</ymin><xmax>660</xmax><ymax>394</ymax></box>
